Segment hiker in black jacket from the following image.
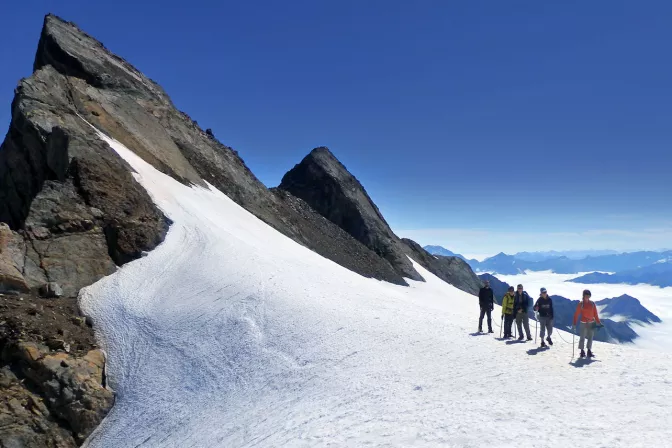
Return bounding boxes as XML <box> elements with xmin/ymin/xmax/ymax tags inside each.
<box><xmin>534</xmin><ymin>287</ymin><xmax>554</xmax><ymax>348</ymax></box>
<box><xmin>513</xmin><ymin>284</ymin><xmax>532</xmax><ymax>341</ymax></box>
<box><xmin>478</xmin><ymin>280</ymin><xmax>494</xmax><ymax>333</ymax></box>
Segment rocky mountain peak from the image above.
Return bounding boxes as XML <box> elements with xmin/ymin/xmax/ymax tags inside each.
<box><xmin>34</xmin><ymin>14</ymin><xmax>164</xmax><ymax>100</ymax></box>
<box><xmin>279</xmin><ymin>147</ymin><xmax>423</xmax><ymax>281</ymax></box>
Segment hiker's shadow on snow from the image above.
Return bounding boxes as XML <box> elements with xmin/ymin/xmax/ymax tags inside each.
<box><xmin>526</xmin><ymin>347</ymin><xmax>549</xmax><ymax>356</ymax></box>
<box><xmin>570</xmin><ymin>358</ymin><xmax>601</xmax><ymax>368</ymax></box>
<box><xmin>505</xmin><ymin>340</ymin><xmax>525</xmax><ymax>345</ymax></box>
<box><xmin>469</xmin><ymin>332</ymin><xmax>489</xmax><ymax>337</ymax></box>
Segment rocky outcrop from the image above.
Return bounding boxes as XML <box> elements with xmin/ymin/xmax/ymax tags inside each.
<box><xmin>402</xmin><ymin>238</ymin><xmax>482</xmax><ymax>295</ymax></box>
<box><xmin>278</xmin><ymin>147</ymin><xmax>423</xmax><ymax>282</ymax></box>
<box><xmin>0</xmin><ymin>293</ymin><xmax>113</xmax><ymax>446</ymax></box>
<box><xmin>0</xmin><ymin>65</ymin><xmax>170</xmax><ymax>281</ymax></box>
<box><xmin>0</xmin><ymin>224</ymin><xmax>30</xmax><ymax>294</ymax></box>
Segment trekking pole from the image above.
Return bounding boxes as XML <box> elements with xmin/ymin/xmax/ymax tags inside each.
<box><xmin>572</xmin><ymin>327</ymin><xmax>575</xmax><ymax>359</ymax></box>
<box><xmin>500</xmin><ymin>316</ymin><xmax>503</xmax><ymax>338</ymax></box>
<box><xmin>535</xmin><ymin>313</ymin><xmax>538</xmax><ymax>344</ymax></box>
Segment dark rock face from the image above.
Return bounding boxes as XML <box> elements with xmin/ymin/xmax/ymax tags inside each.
<box><xmin>0</xmin><ymin>67</ymin><xmax>170</xmax><ymax>278</ymax></box>
<box><xmin>402</xmin><ymin>238</ymin><xmax>481</xmax><ymax>295</ymax></box>
<box><xmin>272</xmin><ymin>189</ymin><xmax>405</xmax><ymax>285</ymax></box>
<box><xmin>279</xmin><ymin>147</ymin><xmax>423</xmax><ymax>281</ymax></box>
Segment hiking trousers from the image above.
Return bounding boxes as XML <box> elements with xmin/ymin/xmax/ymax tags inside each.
<box><xmin>503</xmin><ymin>314</ymin><xmax>514</xmax><ymax>337</ymax></box>
<box><xmin>579</xmin><ymin>321</ymin><xmax>595</xmax><ymax>350</ymax></box>
<box><xmin>539</xmin><ymin>316</ymin><xmax>554</xmax><ymax>339</ymax></box>
<box><xmin>479</xmin><ymin>306</ymin><xmax>492</xmax><ymax>331</ymax></box>
<box><xmin>516</xmin><ymin>311</ymin><xmax>531</xmax><ymax>338</ymax></box>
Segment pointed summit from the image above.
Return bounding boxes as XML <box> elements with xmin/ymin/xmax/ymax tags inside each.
<box><xmin>279</xmin><ymin>147</ymin><xmax>423</xmax><ymax>281</ymax></box>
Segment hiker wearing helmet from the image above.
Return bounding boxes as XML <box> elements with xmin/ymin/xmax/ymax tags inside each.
<box><xmin>573</xmin><ymin>289</ymin><xmax>602</xmax><ymax>358</ymax></box>
<box><xmin>478</xmin><ymin>280</ymin><xmax>495</xmax><ymax>333</ymax></box>
<box><xmin>501</xmin><ymin>286</ymin><xmax>515</xmax><ymax>338</ymax></box>
<box><xmin>533</xmin><ymin>287</ymin><xmax>554</xmax><ymax>348</ymax></box>
<box><xmin>513</xmin><ymin>284</ymin><xmax>532</xmax><ymax>341</ymax></box>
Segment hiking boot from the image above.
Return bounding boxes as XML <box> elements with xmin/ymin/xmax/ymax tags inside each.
<box><xmin>478</xmin><ymin>328</ymin><xmax>482</xmax><ymax>333</ymax></box>
<box><xmin>580</xmin><ymin>350</ymin><xmax>586</xmax><ymax>358</ymax></box>
<box><xmin>587</xmin><ymin>350</ymin><xmax>594</xmax><ymax>358</ymax></box>
<box><xmin>546</xmin><ymin>337</ymin><xmax>553</xmax><ymax>346</ymax></box>
<box><xmin>526</xmin><ymin>336</ymin><xmax>533</xmax><ymax>341</ymax></box>
<box><xmin>540</xmin><ymin>341</ymin><xmax>547</xmax><ymax>348</ymax></box>
<box><xmin>488</xmin><ymin>329</ymin><xmax>494</xmax><ymax>333</ymax></box>
<box><xmin>517</xmin><ymin>336</ymin><xmax>524</xmax><ymax>341</ymax></box>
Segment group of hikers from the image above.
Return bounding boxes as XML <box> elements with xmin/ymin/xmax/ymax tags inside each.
<box><xmin>478</xmin><ymin>280</ymin><xmax>603</xmax><ymax>358</ymax></box>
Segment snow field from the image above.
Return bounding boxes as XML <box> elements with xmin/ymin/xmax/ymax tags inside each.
<box><xmin>79</xmin><ymin>132</ymin><xmax>672</xmax><ymax>447</ymax></box>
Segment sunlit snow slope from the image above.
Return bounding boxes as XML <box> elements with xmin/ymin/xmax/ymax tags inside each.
<box><xmin>80</xmin><ymin>133</ymin><xmax>672</xmax><ymax>448</ymax></box>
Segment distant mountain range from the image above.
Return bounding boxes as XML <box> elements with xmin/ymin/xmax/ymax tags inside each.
<box><xmin>478</xmin><ymin>274</ymin><xmax>661</xmax><ymax>343</ymax></box>
<box><xmin>568</xmin><ymin>258</ymin><xmax>672</xmax><ymax>288</ymax></box>
<box><xmin>512</xmin><ymin>250</ymin><xmax>620</xmax><ymax>262</ymax></box>
<box><xmin>424</xmin><ymin>245</ymin><xmax>672</xmax><ymax>276</ymax></box>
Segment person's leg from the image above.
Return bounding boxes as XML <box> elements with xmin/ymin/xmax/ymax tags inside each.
<box><xmin>547</xmin><ymin>319</ymin><xmax>554</xmax><ymax>337</ymax></box>
<box><xmin>505</xmin><ymin>315</ymin><xmax>513</xmax><ymax>336</ymax></box>
<box><xmin>486</xmin><ymin>309</ymin><xmax>492</xmax><ymax>331</ymax></box>
<box><xmin>587</xmin><ymin>323</ymin><xmax>595</xmax><ymax>351</ymax></box>
<box><xmin>523</xmin><ymin>314</ymin><xmax>532</xmax><ymax>338</ymax></box>
<box><xmin>539</xmin><ymin>317</ymin><xmax>547</xmax><ymax>339</ymax></box>
<box><xmin>579</xmin><ymin>322</ymin><xmax>587</xmax><ymax>350</ymax></box>
<box><xmin>478</xmin><ymin>307</ymin><xmax>485</xmax><ymax>331</ymax></box>
<box><xmin>515</xmin><ymin>313</ymin><xmax>523</xmax><ymax>338</ymax></box>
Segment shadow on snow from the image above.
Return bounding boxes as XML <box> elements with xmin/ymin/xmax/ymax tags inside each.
<box><xmin>570</xmin><ymin>358</ymin><xmax>601</xmax><ymax>368</ymax></box>
<box><xmin>526</xmin><ymin>347</ymin><xmax>550</xmax><ymax>355</ymax></box>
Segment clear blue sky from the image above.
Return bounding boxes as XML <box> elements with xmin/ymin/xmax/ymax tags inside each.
<box><xmin>2</xmin><ymin>0</ymin><xmax>671</xmax><ymax>257</ymax></box>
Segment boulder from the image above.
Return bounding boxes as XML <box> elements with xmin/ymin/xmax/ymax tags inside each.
<box><xmin>279</xmin><ymin>147</ymin><xmax>423</xmax><ymax>282</ymax></box>
<box><xmin>39</xmin><ymin>283</ymin><xmax>64</xmax><ymax>299</ymax></box>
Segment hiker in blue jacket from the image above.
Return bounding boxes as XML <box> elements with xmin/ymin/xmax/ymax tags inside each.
<box><xmin>513</xmin><ymin>284</ymin><xmax>532</xmax><ymax>341</ymax></box>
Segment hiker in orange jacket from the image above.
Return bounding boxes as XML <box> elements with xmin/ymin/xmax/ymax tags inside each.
<box><xmin>573</xmin><ymin>289</ymin><xmax>602</xmax><ymax>358</ymax></box>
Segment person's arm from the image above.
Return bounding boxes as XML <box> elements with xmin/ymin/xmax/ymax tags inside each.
<box><xmin>533</xmin><ymin>298</ymin><xmax>539</xmax><ymax>311</ymax></box>
<box><xmin>594</xmin><ymin>302</ymin><xmax>601</xmax><ymax>325</ymax></box>
<box><xmin>573</xmin><ymin>303</ymin><xmax>581</xmax><ymax>326</ymax></box>
<box><xmin>549</xmin><ymin>298</ymin><xmax>554</xmax><ymax>318</ymax></box>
